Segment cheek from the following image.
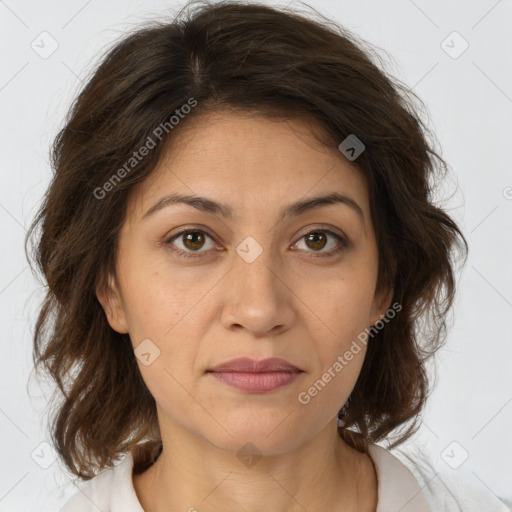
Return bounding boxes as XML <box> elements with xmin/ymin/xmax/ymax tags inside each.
<box><xmin>120</xmin><ymin>259</ymin><xmax>202</xmax><ymax>339</ymax></box>
<box><xmin>303</xmin><ymin>266</ymin><xmax>377</xmax><ymax>340</ymax></box>
<box><xmin>123</xmin><ymin>270</ymin><xmax>205</xmax><ymax>422</ymax></box>
<box><xmin>119</xmin><ymin>260</ymin><xmax>215</xmax><ymax>383</ymax></box>
<box><xmin>297</xmin><ymin>290</ymin><xmax>371</xmax><ymax>418</ymax></box>
<box><xmin>293</xmin><ymin>260</ymin><xmax>377</xmax><ymax>392</ymax></box>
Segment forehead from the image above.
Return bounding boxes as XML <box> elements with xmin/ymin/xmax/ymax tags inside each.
<box><xmin>127</xmin><ymin>110</ymin><xmax>369</xmax><ymax>222</ymax></box>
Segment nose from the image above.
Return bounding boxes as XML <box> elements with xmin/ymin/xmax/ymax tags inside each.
<box><xmin>220</xmin><ymin>244</ymin><xmax>296</xmax><ymax>338</ymax></box>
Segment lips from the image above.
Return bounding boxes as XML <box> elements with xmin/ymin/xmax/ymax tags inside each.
<box><xmin>206</xmin><ymin>357</ymin><xmax>304</xmax><ymax>392</ymax></box>
<box><xmin>207</xmin><ymin>357</ymin><xmax>302</xmax><ymax>373</ymax></box>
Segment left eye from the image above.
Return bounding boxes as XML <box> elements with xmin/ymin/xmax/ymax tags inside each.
<box><xmin>165</xmin><ymin>228</ymin><xmax>346</xmax><ymax>260</ymax></box>
<box><xmin>292</xmin><ymin>230</ymin><xmax>346</xmax><ymax>256</ymax></box>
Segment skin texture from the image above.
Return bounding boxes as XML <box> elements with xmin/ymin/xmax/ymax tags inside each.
<box><xmin>97</xmin><ymin>111</ymin><xmax>392</xmax><ymax>512</ymax></box>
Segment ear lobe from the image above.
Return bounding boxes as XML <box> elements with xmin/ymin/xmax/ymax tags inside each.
<box><xmin>370</xmin><ymin>285</ymin><xmax>394</xmax><ymax>327</ymax></box>
<box><xmin>95</xmin><ymin>273</ymin><xmax>129</xmax><ymax>334</ymax></box>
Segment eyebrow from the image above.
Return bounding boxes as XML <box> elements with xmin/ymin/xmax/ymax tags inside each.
<box><xmin>141</xmin><ymin>191</ymin><xmax>364</xmax><ymax>223</ymax></box>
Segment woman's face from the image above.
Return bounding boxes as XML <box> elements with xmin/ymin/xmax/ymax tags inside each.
<box><xmin>98</xmin><ymin>111</ymin><xmax>391</xmax><ymax>455</ymax></box>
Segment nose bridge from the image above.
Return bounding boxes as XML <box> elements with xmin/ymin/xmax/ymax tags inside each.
<box><xmin>219</xmin><ymin>233</ymin><xmax>295</xmax><ymax>335</ymax></box>
<box><xmin>233</xmin><ymin>233</ymin><xmax>281</xmax><ymax>301</ymax></box>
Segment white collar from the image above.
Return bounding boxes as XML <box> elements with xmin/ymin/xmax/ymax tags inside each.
<box><xmin>368</xmin><ymin>444</ymin><xmax>431</xmax><ymax>511</ymax></box>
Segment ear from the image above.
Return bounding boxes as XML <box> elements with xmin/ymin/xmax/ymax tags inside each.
<box><xmin>369</xmin><ymin>284</ymin><xmax>394</xmax><ymax>327</ymax></box>
<box><xmin>369</xmin><ymin>257</ymin><xmax>397</xmax><ymax>326</ymax></box>
<box><xmin>95</xmin><ymin>273</ymin><xmax>129</xmax><ymax>334</ymax></box>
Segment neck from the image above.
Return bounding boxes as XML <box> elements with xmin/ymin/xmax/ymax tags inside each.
<box><xmin>132</xmin><ymin>418</ymin><xmax>377</xmax><ymax>512</ymax></box>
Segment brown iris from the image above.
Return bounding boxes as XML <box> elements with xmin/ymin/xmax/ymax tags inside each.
<box><xmin>182</xmin><ymin>231</ymin><xmax>206</xmax><ymax>251</ymax></box>
<box><xmin>304</xmin><ymin>231</ymin><xmax>327</xmax><ymax>251</ymax></box>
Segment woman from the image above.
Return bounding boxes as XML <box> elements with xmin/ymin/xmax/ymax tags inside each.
<box><xmin>25</xmin><ymin>1</ymin><xmax>505</xmax><ymax>510</ymax></box>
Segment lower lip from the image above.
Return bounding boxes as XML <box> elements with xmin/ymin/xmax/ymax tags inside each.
<box><xmin>208</xmin><ymin>371</ymin><xmax>303</xmax><ymax>392</ymax></box>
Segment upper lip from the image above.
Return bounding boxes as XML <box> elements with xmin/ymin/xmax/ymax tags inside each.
<box><xmin>207</xmin><ymin>357</ymin><xmax>302</xmax><ymax>373</ymax></box>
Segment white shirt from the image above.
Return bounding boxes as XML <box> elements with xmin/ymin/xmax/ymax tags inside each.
<box><xmin>59</xmin><ymin>443</ymin><xmax>510</xmax><ymax>511</ymax></box>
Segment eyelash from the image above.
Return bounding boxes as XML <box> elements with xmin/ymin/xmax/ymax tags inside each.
<box><xmin>165</xmin><ymin>228</ymin><xmax>348</xmax><ymax>260</ymax></box>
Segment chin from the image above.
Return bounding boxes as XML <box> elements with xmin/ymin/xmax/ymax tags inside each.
<box><xmin>198</xmin><ymin>415</ymin><xmax>310</xmax><ymax>457</ymax></box>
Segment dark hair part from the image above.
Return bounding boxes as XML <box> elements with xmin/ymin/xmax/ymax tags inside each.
<box><xmin>25</xmin><ymin>0</ymin><xmax>467</xmax><ymax>479</ymax></box>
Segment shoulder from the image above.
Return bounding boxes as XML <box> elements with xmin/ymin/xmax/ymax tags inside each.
<box><xmin>377</xmin><ymin>440</ymin><xmax>510</xmax><ymax>512</ymax></box>
<box><xmin>59</xmin><ymin>452</ymin><xmax>143</xmax><ymax>512</ymax></box>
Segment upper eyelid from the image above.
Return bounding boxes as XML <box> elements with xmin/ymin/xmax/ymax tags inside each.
<box><xmin>166</xmin><ymin>227</ymin><xmax>216</xmax><ymax>245</ymax></box>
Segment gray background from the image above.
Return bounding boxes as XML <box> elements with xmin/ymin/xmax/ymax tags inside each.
<box><xmin>1</xmin><ymin>0</ymin><xmax>511</xmax><ymax>510</ymax></box>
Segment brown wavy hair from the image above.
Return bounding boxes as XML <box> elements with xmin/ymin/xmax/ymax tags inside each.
<box><xmin>25</xmin><ymin>0</ymin><xmax>467</xmax><ymax>479</ymax></box>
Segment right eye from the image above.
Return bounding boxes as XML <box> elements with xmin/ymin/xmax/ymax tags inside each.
<box><xmin>165</xmin><ymin>229</ymin><xmax>217</xmax><ymax>259</ymax></box>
